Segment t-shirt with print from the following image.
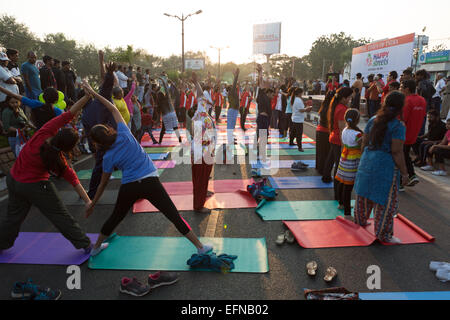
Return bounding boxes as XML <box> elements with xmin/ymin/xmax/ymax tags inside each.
<box><xmin>0</xmin><ymin>66</ymin><xmax>19</xmax><ymax>102</ymax></box>
<box><xmin>103</xmin><ymin>122</ymin><xmax>157</xmax><ymax>184</ymax></box>
<box><xmin>329</xmin><ymin>104</ymin><xmax>347</xmax><ymax>146</ymax></box>
<box><xmin>341</xmin><ymin>128</ymin><xmax>362</xmax><ymax>148</ymax></box>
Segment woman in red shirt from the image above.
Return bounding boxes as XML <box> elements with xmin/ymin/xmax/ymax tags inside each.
<box><xmin>0</xmin><ymin>91</ymin><xmax>96</xmax><ymax>253</ymax></box>
<box><xmin>321</xmin><ymin>87</ymin><xmax>354</xmax><ymax>198</ymax></box>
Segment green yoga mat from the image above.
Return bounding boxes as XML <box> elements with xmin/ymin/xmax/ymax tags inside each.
<box><xmin>88</xmin><ymin>234</ymin><xmax>269</xmax><ymax>273</ymax></box>
<box><xmin>76</xmin><ymin>169</ymin><xmax>164</xmax><ymax>179</ymax></box>
<box><xmin>267</xmin><ymin>148</ymin><xmax>316</xmax><ymax>156</ymax></box>
<box><xmin>255</xmin><ymin>200</ymin><xmax>356</xmax><ymax>221</ymax></box>
<box><xmin>144</xmin><ymin>146</ymin><xmax>181</xmax><ymax>154</ymax></box>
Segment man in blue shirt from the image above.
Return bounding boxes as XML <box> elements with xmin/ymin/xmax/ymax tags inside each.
<box><xmin>21</xmin><ymin>51</ymin><xmax>42</xmax><ymax>100</ymax></box>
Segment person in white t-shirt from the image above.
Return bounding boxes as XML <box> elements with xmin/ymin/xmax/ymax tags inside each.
<box><xmin>432</xmin><ymin>73</ymin><xmax>446</xmax><ymax>113</ymax></box>
<box><xmin>290</xmin><ymin>87</ymin><xmax>312</xmax><ymax>151</ymax></box>
<box><xmin>115</xmin><ymin>65</ymin><xmax>128</xmax><ymax>89</ymax></box>
<box><xmin>0</xmin><ymin>52</ymin><xmax>19</xmax><ymax>103</ymax></box>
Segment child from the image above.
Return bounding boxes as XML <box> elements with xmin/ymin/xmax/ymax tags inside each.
<box><xmin>421</xmin><ymin>118</ymin><xmax>450</xmax><ymax>176</ymax></box>
<box><xmin>335</xmin><ymin>109</ymin><xmax>363</xmax><ymax>219</ymax></box>
<box><xmin>140</xmin><ymin>106</ymin><xmax>158</xmax><ymax>145</ymax></box>
<box><xmin>290</xmin><ymin>88</ymin><xmax>313</xmax><ymax>151</ymax></box>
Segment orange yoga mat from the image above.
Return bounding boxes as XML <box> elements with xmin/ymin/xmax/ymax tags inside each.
<box><xmin>283</xmin><ymin>214</ymin><xmax>434</xmax><ymax>248</ymax></box>
<box><xmin>133</xmin><ymin>190</ymin><xmax>257</xmax><ymax>213</ymax></box>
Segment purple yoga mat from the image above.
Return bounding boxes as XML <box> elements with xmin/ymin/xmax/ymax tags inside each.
<box><xmin>153</xmin><ymin>160</ymin><xmax>176</xmax><ymax>169</ymax></box>
<box><xmin>0</xmin><ymin>232</ymin><xmax>98</xmax><ymax>265</ymax></box>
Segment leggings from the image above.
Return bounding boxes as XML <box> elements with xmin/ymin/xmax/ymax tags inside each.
<box><xmin>322</xmin><ymin>143</ymin><xmax>342</xmax><ymax>199</ymax></box>
<box><xmin>159</xmin><ymin>122</ymin><xmax>180</xmax><ymax>144</ymax></box>
<box><xmin>315</xmin><ymin>130</ymin><xmax>330</xmax><ymax>175</ymax></box>
<box><xmin>290</xmin><ymin>122</ymin><xmax>303</xmax><ymax>149</ymax></box>
<box><xmin>403</xmin><ymin>144</ymin><xmax>415</xmax><ymax>178</ymax></box>
<box><xmin>336</xmin><ymin>181</ymin><xmax>354</xmax><ymax>216</ymax></box>
<box><xmin>215</xmin><ymin>106</ymin><xmax>222</xmax><ymax>122</ymax></box>
<box><xmin>240</xmin><ymin>107</ymin><xmax>248</xmax><ymax>130</ymax></box>
<box><xmin>101</xmin><ymin>177</ymin><xmax>191</xmax><ymax>236</ymax></box>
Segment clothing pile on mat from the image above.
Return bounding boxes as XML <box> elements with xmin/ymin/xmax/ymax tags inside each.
<box><xmin>430</xmin><ymin>261</ymin><xmax>450</xmax><ymax>282</ymax></box>
<box><xmin>247</xmin><ymin>178</ymin><xmax>277</xmax><ymax>202</ymax></box>
<box><xmin>304</xmin><ymin>287</ymin><xmax>359</xmax><ymax>300</ymax></box>
<box><xmin>187</xmin><ymin>253</ymin><xmax>238</xmax><ymax>272</ymax></box>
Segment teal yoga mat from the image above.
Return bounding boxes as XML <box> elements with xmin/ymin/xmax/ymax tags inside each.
<box><xmin>77</xmin><ymin>169</ymin><xmax>164</xmax><ymax>179</ymax></box>
<box><xmin>256</xmin><ymin>200</ymin><xmax>356</xmax><ymax>221</ymax></box>
<box><xmin>267</xmin><ymin>148</ymin><xmax>316</xmax><ymax>156</ymax></box>
<box><xmin>88</xmin><ymin>234</ymin><xmax>269</xmax><ymax>273</ymax></box>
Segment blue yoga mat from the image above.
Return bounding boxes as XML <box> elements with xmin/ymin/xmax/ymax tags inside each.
<box><xmin>88</xmin><ymin>234</ymin><xmax>269</xmax><ymax>273</ymax></box>
<box><xmin>255</xmin><ymin>200</ymin><xmax>356</xmax><ymax>221</ymax></box>
<box><xmin>268</xmin><ymin>176</ymin><xmax>333</xmax><ymax>189</ymax></box>
<box><xmin>149</xmin><ymin>153</ymin><xmax>169</xmax><ymax>160</ymax></box>
<box><xmin>359</xmin><ymin>291</ymin><xmax>450</xmax><ymax>300</ymax></box>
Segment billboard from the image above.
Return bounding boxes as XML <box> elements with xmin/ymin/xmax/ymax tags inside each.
<box><xmin>185</xmin><ymin>59</ymin><xmax>205</xmax><ymax>70</ymax></box>
<box><xmin>350</xmin><ymin>33</ymin><xmax>415</xmax><ymax>82</ymax></box>
<box><xmin>420</xmin><ymin>50</ymin><xmax>450</xmax><ymax>64</ymax></box>
<box><xmin>253</xmin><ymin>22</ymin><xmax>281</xmax><ymax>55</ymax></box>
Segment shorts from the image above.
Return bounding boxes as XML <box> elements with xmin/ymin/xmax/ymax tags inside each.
<box><xmin>162</xmin><ymin>111</ymin><xmax>179</xmax><ymax>129</ymax></box>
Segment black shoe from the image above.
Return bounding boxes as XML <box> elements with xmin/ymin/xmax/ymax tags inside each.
<box><xmin>322</xmin><ymin>177</ymin><xmax>332</xmax><ymax>183</ymax></box>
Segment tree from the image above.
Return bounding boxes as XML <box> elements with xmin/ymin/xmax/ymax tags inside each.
<box><xmin>0</xmin><ymin>15</ymin><xmax>39</xmax><ymax>60</ymax></box>
<box><xmin>307</xmin><ymin>32</ymin><xmax>370</xmax><ymax>79</ymax></box>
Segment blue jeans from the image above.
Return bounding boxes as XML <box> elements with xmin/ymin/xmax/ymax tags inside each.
<box><xmin>25</xmin><ymin>87</ymin><xmax>41</xmax><ymax>100</ymax></box>
<box><xmin>227</xmin><ymin>108</ymin><xmax>239</xmax><ymax>145</ymax></box>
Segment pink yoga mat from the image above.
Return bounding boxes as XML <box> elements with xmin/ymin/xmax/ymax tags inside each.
<box><xmin>133</xmin><ymin>190</ymin><xmax>257</xmax><ymax>213</ymax></box>
<box><xmin>153</xmin><ymin>161</ymin><xmax>176</xmax><ymax>169</ymax></box>
<box><xmin>284</xmin><ymin>214</ymin><xmax>434</xmax><ymax>248</ymax></box>
<box><xmin>161</xmin><ymin>179</ymin><xmax>255</xmax><ymax>195</ymax></box>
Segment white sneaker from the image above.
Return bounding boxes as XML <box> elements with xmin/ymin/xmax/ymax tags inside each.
<box><xmin>436</xmin><ymin>268</ymin><xmax>450</xmax><ymax>282</ymax></box>
<box><xmin>429</xmin><ymin>261</ymin><xmax>450</xmax><ymax>272</ymax></box>
<box><xmin>432</xmin><ymin>170</ymin><xmax>447</xmax><ymax>176</ymax></box>
<box><xmin>420</xmin><ymin>165</ymin><xmax>434</xmax><ymax>171</ymax></box>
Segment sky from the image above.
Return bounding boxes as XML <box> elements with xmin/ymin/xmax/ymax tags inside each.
<box><xmin>1</xmin><ymin>0</ymin><xmax>450</xmax><ymax>64</ymax></box>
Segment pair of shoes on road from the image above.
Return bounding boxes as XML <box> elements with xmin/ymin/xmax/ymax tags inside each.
<box><xmin>276</xmin><ymin>230</ymin><xmax>295</xmax><ymax>245</ymax></box>
<box><xmin>120</xmin><ymin>272</ymin><xmax>180</xmax><ymax>297</ymax></box>
<box><xmin>421</xmin><ymin>166</ymin><xmax>448</xmax><ymax>176</ymax></box>
<box><xmin>11</xmin><ymin>279</ymin><xmax>61</xmax><ymax>300</ymax></box>
<box><xmin>306</xmin><ymin>262</ymin><xmax>338</xmax><ymax>282</ymax></box>
<box><xmin>430</xmin><ymin>261</ymin><xmax>450</xmax><ymax>282</ymax></box>
<box><xmin>291</xmin><ymin>161</ymin><xmax>309</xmax><ymax>171</ymax></box>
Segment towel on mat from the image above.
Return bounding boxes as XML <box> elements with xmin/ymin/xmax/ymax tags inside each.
<box><xmin>187</xmin><ymin>253</ymin><xmax>238</xmax><ymax>272</ymax></box>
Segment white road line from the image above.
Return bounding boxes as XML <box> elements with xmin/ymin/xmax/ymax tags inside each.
<box><xmin>204</xmin><ymin>210</ymin><xmax>220</xmax><ymax>238</ymax></box>
<box><xmin>415</xmin><ymin>170</ymin><xmax>450</xmax><ymax>193</ymax></box>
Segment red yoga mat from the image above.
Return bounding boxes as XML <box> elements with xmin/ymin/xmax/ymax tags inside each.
<box><xmin>133</xmin><ymin>190</ymin><xmax>257</xmax><ymax>213</ymax></box>
<box><xmin>161</xmin><ymin>179</ymin><xmax>255</xmax><ymax>195</ymax></box>
<box><xmin>284</xmin><ymin>215</ymin><xmax>434</xmax><ymax>248</ymax></box>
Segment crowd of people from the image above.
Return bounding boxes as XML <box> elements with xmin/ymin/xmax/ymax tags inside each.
<box><xmin>0</xmin><ymin>45</ymin><xmax>450</xmax><ymax>296</ymax></box>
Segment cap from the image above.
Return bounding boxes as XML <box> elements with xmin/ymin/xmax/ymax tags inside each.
<box><xmin>0</xmin><ymin>52</ymin><xmax>10</xmax><ymax>61</ymax></box>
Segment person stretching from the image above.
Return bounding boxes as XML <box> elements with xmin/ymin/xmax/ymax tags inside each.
<box><xmin>82</xmin><ymin>81</ymin><xmax>213</xmax><ymax>256</ymax></box>
<box><xmin>0</xmin><ymin>91</ymin><xmax>94</xmax><ymax>253</ymax></box>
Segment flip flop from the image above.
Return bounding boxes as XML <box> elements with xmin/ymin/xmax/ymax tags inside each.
<box><xmin>284</xmin><ymin>230</ymin><xmax>295</xmax><ymax>244</ymax></box>
<box><xmin>324</xmin><ymin>267</ymin><xmax>337</xmax><ymax>282</ymax></box>
<box><xmin>306</xmin><ymin>261</ymin><xmax>318</xmax><ymax>276</ymax></box>
<box><xmin>276</xmin><ymin>234</ymin><xmax>285</xmax><ymax>245</ymax></box>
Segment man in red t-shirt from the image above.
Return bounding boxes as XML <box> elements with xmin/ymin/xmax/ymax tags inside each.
<box><xmin>381</xmin><ymin>71</ymin><xmax>398</xmax><ymax>103</ymax></box>
<box><xmin>239</xmin><ymin>85</ymin><xmax>252</xmax><ymax>131</ymax></box>
<box><xmin>400</xmin><ymin>80</ymin><xmax>427</xmax><ymax>188</ymax></box>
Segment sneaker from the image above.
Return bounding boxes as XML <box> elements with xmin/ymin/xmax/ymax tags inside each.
<box><xmin>420</xmin><ymin>165</ymin><xmax>434</xmax><ymax>171</ymax></box>
<box><xmin>298</xmin><ymin>148</ymin><xmax>305</xmax><ymax>152</ymax></box>
<box><xmin>11</xmin><ymin>279</ymin><xmax>39</xmax><ymax>300</ymax></box>
<box><xmin>399</xmin><ymin>185</ymin><xmax>405</xmax><ymax>192</ymax></box>
<box><xmin>198</xmin><ymin>244</ymin><xmax>213</xmax><ymax>255</ymax></box>
<box><xmin>147</xmin><ymin>272</ymin><xmax>180</xmax><ymax>289</ymax></box>
<box><xmin>407</xmin><ymin>175</ymin><xmax>419</xmax><ymax>187</ymax></box>
<box><xmin>120</xmin><ymin>277</ymin><xmax>150</xmax><ymax>297</ymax></box>
<box><xmin>33</xmin><ymin>287</ymin><xmax>62</xmax><ymax>300</ymax></box>
<box><xmin>322</xmin><ymin>176</ymin><xmax>332</xmax><ymax>184</ymax></box>
<box><xmin>384</xmin><ymin>236</ymin><xmax>402</xmax><ymax>244</ymax></box>
<box><xmin>291</xmin><ymin>162</ymin><xmax>308</xmax><ymax>171</ymax></box>
<box><xmin>432</xmin><ymin>170</ymin><xmax>447</xmax><ymax>176</ymax></box>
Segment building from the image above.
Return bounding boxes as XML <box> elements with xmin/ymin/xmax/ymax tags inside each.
<box><xmin>419</xmin><ymin>50</ymin><xmax>450</xmax><ymax>82</ymax></box>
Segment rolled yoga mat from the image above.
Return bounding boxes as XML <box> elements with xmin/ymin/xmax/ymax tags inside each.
<box><xmin>88</xmin><ymin>234</ymin><xmax>269</xmax><ymax>273</ymax></box>
<box><xmin>0</xmin><ymin>232</ymin><xmax>98</xmax><ymax>265</ymax></box>
<box><xmin>255</xmin><ymin>200</ymin><xmax>356</xmax><ymax>221</ymax></box>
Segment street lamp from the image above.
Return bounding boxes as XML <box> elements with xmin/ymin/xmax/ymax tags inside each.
<box><xmin>210</xmin><ymin>45</ymin><xmax>229</xmax><ymax>81</ymax></box>
<box><xmin>164</xmin><ymin>10</ymin><xmax>203</xmax><ymax>73</ymax></box>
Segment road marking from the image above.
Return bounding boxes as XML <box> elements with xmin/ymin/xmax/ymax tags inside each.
<box><xmin>415</xmin><ymin>170</ymin><xmax>450</xmax><ymax>193</ymax></box>
<box><xmin>205</xmin><ymin>210</ymin><xmax>220</xmax><ymax>237</ymax></box>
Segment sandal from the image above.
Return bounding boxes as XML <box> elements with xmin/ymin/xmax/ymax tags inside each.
<box><xmin>324</xmin><ymin>267</ymin><xmax>337</xmax><ymax>282</ymax></box>
<box><xmin>276</xmin><ymin>234</ymin><xmax>285</xmax><ymax>246</ymax></box>
<box><xmin>284</xmin><ymin>230</ymin><xmax>295</xmax><ymax>244</ymax></box>
<box><xmin>306</xmin><ymin>261</ymin><xmax>318</xmax><ymax>276</ymax></box>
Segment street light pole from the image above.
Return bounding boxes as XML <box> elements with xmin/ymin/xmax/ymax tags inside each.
<box><xmin>210</xmin><ymin>46</ymin><xmax>229</xmax><ymax>81</ymax></box>
<box><xmin>164</xmin><ymin>10</ymin><xmax>202</xmax><ymax>73</ymax></box>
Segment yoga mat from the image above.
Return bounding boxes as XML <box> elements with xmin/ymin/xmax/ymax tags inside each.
<box><xmin>61</xmin><ymin>190</ymin><xmax>117</xmax><ymax>205</ymax></box>
<box><xmin>141</xmin><ymin>141</ymin><xmax>178</xmax><ymax>147</ymax></box>
<box><xmin>268</xmin><ymin>143</ymin><xmax>315</xmax><ymax>149</ymax></box>
<box><xmin>76</xmin><ymin>169</ymin><xmax>165</xmax><ymax>180</ymax></box>
<box><xmin>284</xmin><ymin>214</ymin><xmax>435</xmax><ymax>248</ymax></box>
<box><xmin>251</xmin><ymin>160</ymin><xmax>316</xmax><ymax>169</ymax></box>
<box><xmin>255</xmin><ymin>200</ymin><xmax>356</xmax><ymax>221</ymax></box>
<box><xmin>0</xmin><ymin>232</ymin><xmax>98</xmax><ymax>265</ymax></box>
<box><xmin>161</xmin><ymin>179</ymin><xmax>254</xmax><ymax>195</ymax></box>
<box><xmin>267</xmin><ymin>148</ymin><xmax>316</xmax><ymax>156</ymax></box>
<box><xmin>359</xmin><ymin>291</ymin><xmax>450</xmax><ymax>300</ymax></box>
<box><xmin>268</xmin><ymin>176</ymin><xmax>333</xmax><ymax>189</ymax></box>
<box><xmin>144</xmin><ymin>147</ymin><xmax>179</xmax><ymax>153</ymax></box>
<box><xmin>88</xmin><ymin>234</ymin><xmax>269</xmax><ymax>273</ymax></box>
<box><xmin>149</xmin><ymin>153</ymin><xmax>170</xmax><ymax>160</ymax></box>
<box><xmin>284</xmin><ymin>217</ymin><xmax>376</xmax><ymax>248</ymax></box>
<box><xmin>133</xmin><ymin>190</ymin><xmax>257</xmax><ymax>213</ymax></box>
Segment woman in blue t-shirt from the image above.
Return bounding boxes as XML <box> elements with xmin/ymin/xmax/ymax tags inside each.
<box><xmin>82</xmin><ymin>81</ymin><xmax>213</xmax><ymax>257</ymax></box>
<box><xmin>354</xmin><ymin>91</ymin><xmax>409</xmax><ymax>244</ymax></box>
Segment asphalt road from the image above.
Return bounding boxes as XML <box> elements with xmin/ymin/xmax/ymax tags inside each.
<box><xmin>0</xmin><ymin>122</ymin><xmax>449</xmax><ymax>300</ymax></box>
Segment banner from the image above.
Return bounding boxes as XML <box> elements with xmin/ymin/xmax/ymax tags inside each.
<box><xmin>253</xmin><ymin>23</ymin><xmax>281</xmax><ymax>55</ymax></box>
<box><xmin>185</xmin><ymin>59</ymin><xmax>205</xmax><ymax>70</ymax></box>
<box><xmin>350</xmin><ymin>33</ymin><xmax>415</xmax><ymax>82</ymax></box>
